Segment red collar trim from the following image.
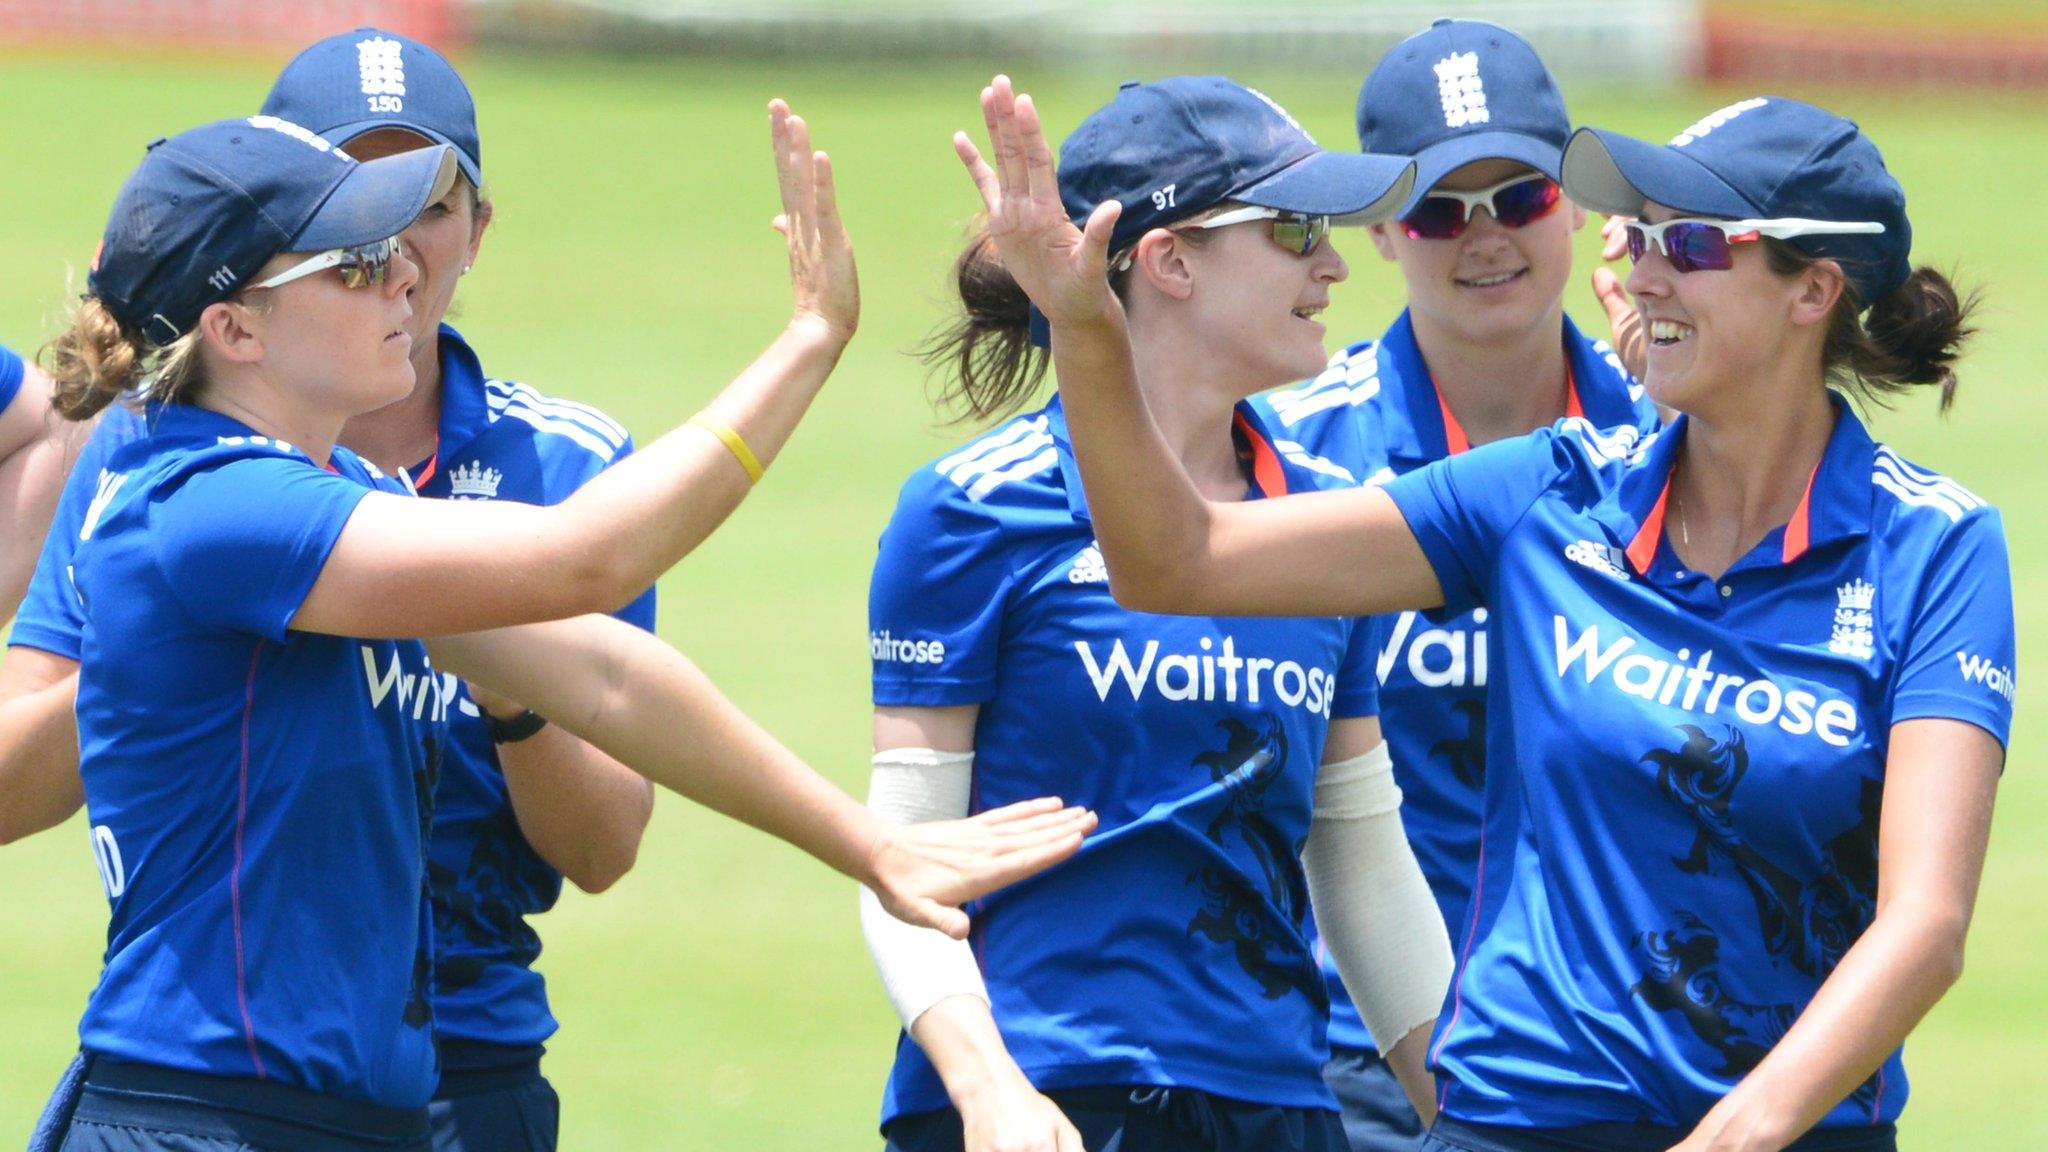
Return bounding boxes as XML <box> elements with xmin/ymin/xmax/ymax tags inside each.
<box><xmin>1781</xmin><ymin>463</ymin><xmax>1821</xmax><ymax>563</ymax></box>
<box><xmin>1433</xmin><ymin>361</ymin><xmax>1580</xmax><ymax>458</ymax></box>
<box><xmin>1626</xmin><ymin>474</ymin><xmax>1672</xmax><ymax>574</ymax></box>
<box><xmin>1234</xmin><ymin>411</ymin><xmax>1289</xmax><ymax>497</ymax></box>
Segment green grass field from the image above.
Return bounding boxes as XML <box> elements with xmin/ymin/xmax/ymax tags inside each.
<box><xmin>2</xmin><ymin>47</ymin><xmax>2044</xmax><ymax>1147</ymax></box>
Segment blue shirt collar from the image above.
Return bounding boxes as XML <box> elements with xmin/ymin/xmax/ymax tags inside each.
<box><xmin>1601</xmin><ymin>391</ymin><xmax>1877</xmax><ymax>573</ymax></box>
<box><xmin>1376</xmin><ymin>308</ymin><xmax>1644</xmax><ymax>465</ymax></box>
<box><xmin>1045</xmin><ymin>393</ymin><xmax>1291</xmax><ymax>523</ymax></box>
<box><xmin>433</xmin><ymin>323</ymin><xmax>491</xmax><ymax>458</ymax></box>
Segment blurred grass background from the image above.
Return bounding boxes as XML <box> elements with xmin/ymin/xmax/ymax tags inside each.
<box><xmin>1</xmin><ymin>41</ymin><xmax>2043</xmax><ymax>1147</ymax></box>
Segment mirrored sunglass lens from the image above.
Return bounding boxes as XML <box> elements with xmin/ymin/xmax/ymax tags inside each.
<box><xmin>1402</xmin><ymin>197</ymin><xmax>1467</xmax><ymax>239</ymax></box>
<box><xmin>1669</xmin><ymin>223</ymin><xmax>1733</xmax><ymax>273</ymax></box>
<box><xmin>1494</xmin><ymin>179</ymin><xmax>1561</xmax><ymax>228</ymax></box>
<box><xmin>1625</xmin><ymin>225</ymin><xmax>1649</xmax><ymax>264</ymax></box>
<box><xmin>339</xmin><ymin>239</ymin><xmax>397</xmax><ymax>288</ymax></box>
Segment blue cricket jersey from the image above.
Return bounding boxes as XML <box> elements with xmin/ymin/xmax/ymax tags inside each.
<box><xmin>12</xmin><ymin>328</ymin><xmax>658</xmax><ymax>1064</ymax></box>
<box><xmin>1253</xmin><ymin>311</ymin><xmax>1654</xmax><ymax>1052</ymax></box>
<box><xmin>69</xmin><ymin>402</ymin><xmax>447</xmax><ymax>1108</ymax></box>
<box><xmin>0</xmin><ymin>342</ymin><xmax>23</xmax><ymax>411</ymax></box>
<box><xmin>1380</xmin><ymin>397</ymin><xmax>2013</xmax><ymax>1128</ymax></box>
<box><xmin>411</xmin><ymin>326</ymin><xmax>655</xmax><ymax>1054</ymax></box>
<box><xmin>870</xmin><ymin>397</ymin><xmax>1377</xmax><ymax>1123</ymax></box>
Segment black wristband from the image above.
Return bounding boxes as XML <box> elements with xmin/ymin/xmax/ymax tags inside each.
<box><xmin>485</xmin><ymin>709</ymin><xmax>549</xmax><ymax>744</ymax></box>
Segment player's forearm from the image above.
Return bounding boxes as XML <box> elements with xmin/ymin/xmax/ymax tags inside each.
<box><xmin>1682</xmin><ymin>902</ymin><xmax>1967</xmax><ymax>1151</ymax></box>
<box><xmin>553</xmin><ymin>321</ymin><xmax>847</xmax><ymax>606</ymax></box>
<box><xmin>912</xmin><ymin>994</ymin><xmax>1036</xmax><ymax>1106</ymax></box>
<box><xmin>495</xmin><ymin>723</ymin><xmax>653</xmax><ymax>893</ymax></box>
<box><xmin>1047</xmin><ymin>307</ymin><xmax>1215</xmax><ymax>612</ymax></box>
<box><xmin>434</xmin><ymin>617</ymin><xmax>883</xmax><ymax>886</ymax></box>
<box><xmin>0</xmin><ymin>674</ymin><xmax>84</xmax><ymax>844</ymax></box>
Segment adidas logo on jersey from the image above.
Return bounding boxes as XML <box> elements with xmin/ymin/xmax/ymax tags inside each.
<box><xmin>1552</xmin><ymin>615</ymin><xmax>1860</xmax><ymax>747</ymax></box>
<box><xmin>447</xmin><ymin>461</ymin><xmax>502</xmax><ymax>500</ymax></box>
<box><xmin>1068</xmin><ymin>543</ymin><xmax>1108</xmax><ymax>584</ymax></box>
<box><xmin>1074</xmin><ymin>635</ymin><xmax>1337</xmax><ymax>718</ymax></box>
<box><xmin>1565</xmin><ymin>539</ymin><xmax>1631</xmax><ymax>581</ymax></box>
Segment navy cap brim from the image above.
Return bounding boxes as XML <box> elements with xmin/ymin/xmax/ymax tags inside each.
<box><xmin>1234</xmin><ymin>151</ymin><xmax>1416</xmax><ymax>225</ymax></box>
<box><xmin>323</xmin><ymin>119</ymin><xmax>482</xmax><ymax>187</ymax></box>
<box><xmin>1561</xmin><ymin>128</ymin><xmax>1760</xmax><ymax>220</ymax></box>
<box><xmin>1403</xmin><ymin>131</ymin><xmax>1565</xmax><ymax>215</ymax></box>
<box><xmin>293</xmin><ymin>145</ymin><xmax>458</xmax><ymax>252</ymax></box>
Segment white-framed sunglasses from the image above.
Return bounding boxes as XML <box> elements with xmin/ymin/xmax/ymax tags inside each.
<box><xmin>1112</xmin><ymin>205</ymin><xmax>1332</xmax><ymax>272</ymax></box>
<box><xmin>1623</xmin><ymin>217</ymin><xmax>1885</xmax><ymax>273</ymax></box>
<box><xmin>1398</xmin><ymin>172</ymin><xmax>1563</xmax><ymax>239</ymax></box>
<box><xmin>251</xmin><ymin>235</ymin><xmax>404</xmax><ymax>290</ymax></box>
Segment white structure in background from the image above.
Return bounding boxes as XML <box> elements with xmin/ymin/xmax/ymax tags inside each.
<box><xmin>479</xmin><ymin>0</ymin><xmax>1704</xmax><ymax>86</ymax></box>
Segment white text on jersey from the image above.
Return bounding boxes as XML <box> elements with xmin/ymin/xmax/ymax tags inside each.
<box><xmin>1552</xmin><ymin>616</ymin><xmax>1859</xmax><ymax>746</ymax></box>
<box><xmin>871</xmin><ymin>630</ymin><xmax>947</xmax><ymax>666</ymax></box>
<box><xmin>1075</xmin><ymin>635</ymin><xmax>1336</xmax><ymax>717</ymax></box>
<box><xmin>1378</xmin><ymin>609</ymin><xmax>1489</xmax><ymax>688</ymax></box>
<box><xmin>360</xmin><ymin>645</ymin><xmax>454</xmax><ymax>723</ymax></box>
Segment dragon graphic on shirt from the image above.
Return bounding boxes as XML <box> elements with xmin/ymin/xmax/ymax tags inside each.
<box><xmin>404</xmin><ymin>734</ymin><xmax>443</xmax><ymax>1029</ymax></box>
<box><xmin>1429</xmin><ymin>699</ymin><xmax>1488</xmax><ymax>788</ymax></box>
<box><xmin>1634</xmin><ymin>724</ymin><xmax>1886</xmax><ymax>1106</ymax></box>
<box><xmin>429</xmin><ymin>807</ymin><xmax>546</xmax><ymax>995</ymax></box>
<box><xmin>1641</xmin><ymin>725</ymin><xmax>1880</xmax><ymax>977</ymax></box>
<box><xmin>1185</xmin><ymin>716</ymin><xmax>1322</xmax><ymax>1005</ymax></box>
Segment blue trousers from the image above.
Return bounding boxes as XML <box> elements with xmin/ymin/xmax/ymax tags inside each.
<box><xmin>1420</xmin><ymin>1116</ymin><xmax>1898</xmax><ymax>1152</ymax></box>
<box><xmin>54</xmin><ymin>1059</ymin><xmax>430</xmax><ymax>1152</ymax></box>
<box><xmin>427</xmin><ymin>1042</ymin><xmax>558</xmax><ymax>1152</ymax></box>
<box><xmin>1323</xmin><ymin>1044</ymin><xmax>1425</xmax><ymax>1152</ymax></box>
<box><xmin>885</xmin><ymin>1084</ymin><xmax>1348</xmax><ymax>1152</ymax></box>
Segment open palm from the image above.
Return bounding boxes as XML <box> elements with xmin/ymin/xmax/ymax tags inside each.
<box><xmin>955</xmin><ymin>75</ymin><xmax>1121</xmax><ymax>331</ymax></box>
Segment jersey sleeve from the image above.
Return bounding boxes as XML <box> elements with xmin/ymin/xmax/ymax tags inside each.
<box><xmin>9</xmin><ymin>413</ymin><xmax>145</xmax><ymax>657</ymax></box>
<box><xmin>0</xmin><ymin>344</ymin><xmax>22</xmax><ymax>412</ymax></box>
<box><xmin>152</xmin><ymin>455</ymin><xmax>379</xmax><ymax>641</ymax></box>
<box><xmin>600</xmin><ymin>432</ymin><xmax>659</xmax><ymax>634</ymax></box>
<box><xmin>1328</xmin><ymin>614</ymin><xmax>1380</xmax><ymax>719</ymax></box>
<box><xmin>869</xmin><ymin>470</ymin><xmax>1016</xmax><ymax>707</ymax></box>
<box><xmin>1889</xmin><ymin>507</ymin><xmax>2016</xmax><ymax>748</ymax></box>
<box><xmin>1380</xmin><ymin>426</ymin><xmax>1584</xmax><ymax>615</ymax></box>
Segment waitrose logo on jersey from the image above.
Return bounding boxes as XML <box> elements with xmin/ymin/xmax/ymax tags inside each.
<box><xmin>1074</xmin><ymin>636</ymin><xmax>1337</xmax><ymax>717</ymax></box>
<box><xmin>1552</xmin><ymin>616</ymin><xmax>1860</xmax><ymax>746</ymax></box>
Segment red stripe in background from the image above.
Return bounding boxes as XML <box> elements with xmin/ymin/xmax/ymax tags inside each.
<box><xmin>233</xmin><ymin>640</ymin><xmax>268</xmax><ymax>1080</ymax></box>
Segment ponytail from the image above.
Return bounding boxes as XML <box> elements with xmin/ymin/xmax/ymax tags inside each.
<box><xmin>918</xmin><ymin>231</ymin><xmax>1048</xmax><ymax>425</ymax></box>
<box><xmin>40</xmin><ymin>296</ymin><xmax>207</xmax><ymax>421</ymax></box>
<box><xmin>1764</xmin><ymin>243</ymin><xmax>1979</xmax><ymax>413</ymax></box>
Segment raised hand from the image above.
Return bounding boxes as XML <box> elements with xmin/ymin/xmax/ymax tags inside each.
<box><xmin>955</xmin><ymin>75</ymin><xmax>1122</xmax><ymax>331</ymax></box>
<box><xmin>771</xmin><ymin>99</ymin><xmax>859</xmax><ymax>343</ymax></box>
<box><xmin>1594</xmin><ymin>214</ymin><xmax>1646</xmax><ymax>379</ymax></box>
<box><xmin>866</xmin><ymin>797</ymin><xmax>1096</xmax><ymax>939</ymax></box>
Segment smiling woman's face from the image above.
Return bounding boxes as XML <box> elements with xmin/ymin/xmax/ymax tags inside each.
<box><xmin>1373</xmin><ymin>158</ymin><xmax>1584</xmax><ymax>349</ymax></box>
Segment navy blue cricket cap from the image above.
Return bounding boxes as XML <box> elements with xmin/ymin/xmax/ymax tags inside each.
<box><xmin>1028</xmin><ymin>76</ymin><xmax>1414</xmax><ymax>345</ymax></box>
<box><xmin>261</xmin><ymin>27</ymin><xmax>481</xmax><ymax>188</ymax></box>
<box><xmin>88</xmin><ymin>116</ymin><xmax>458</xmax><ymax>347</ymax></box>
<box><xmin>1563</xmin><ymin>96</ymin><xmax>1912</xmax><ymax>303</ymax></box>
<box><xmin>1357</xmin><ymin>18</ymin><xmax>1571</xmax><ymax>215</ymax></box>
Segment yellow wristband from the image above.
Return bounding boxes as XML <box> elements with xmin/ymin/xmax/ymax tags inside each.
<box><xmin>689</xmin><ymin>411</ymin><xmax>765</xmax><ymax>484</ymax></box>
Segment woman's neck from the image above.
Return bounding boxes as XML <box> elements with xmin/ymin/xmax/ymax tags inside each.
<box><xmin>1128</xmin><ymin>324</ymin><xmax>1260</xmax><ymax>502</ymax></box>
<box><xmin>1670</xmin><ymin>378</ymin><xmax>1837</xmax><ymax>580</ymax></box>
<box><xmin>195</xmin><ymin>380</ymin><xmax>346</xmax><ymax>467</ymax></box>
<box><xmin>1409</xmin><ymin>303</ymin><xmax>1571</xmax><ymax>448</ymax></box>
<box><xmin>337</xmin><ymin>332</ymin><xmax>445</xmax><ymax>474</ymax></box>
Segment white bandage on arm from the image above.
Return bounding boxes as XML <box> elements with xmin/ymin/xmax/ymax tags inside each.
<box><xmin>859</xmin><ymin>747</ymin><xmax>990</xmax><ymax>1029</ymax></box>
<box><xmin>1301</xmin><ymin>742</ymin><xmax>1455</xmax><ymax>1055</ymax></box>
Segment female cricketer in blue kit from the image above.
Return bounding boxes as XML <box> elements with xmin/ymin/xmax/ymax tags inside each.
<box><xmin>986</xmin><ymin>78</ymin><xmax>2008</xmax><ymax>1152</ymax></box>
<box><xmin>4</xmin><ymin>29</ymin><xmax>667</xmax><ymax>1151</ymax></box>
<box><xmin>862</xmin><ymin>76</ymin><xmax>1452</xmax><ymax>1152</ymax></box>
<box><xmin>24</xmin><ymin>108</ymin><xmax>1090</xmax><ymax>1152</ymax></box>
<box><xmin>1247</xmin><ymin>20</ymin><xmax>1657</xmax><ymax>1151</ymax></box>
